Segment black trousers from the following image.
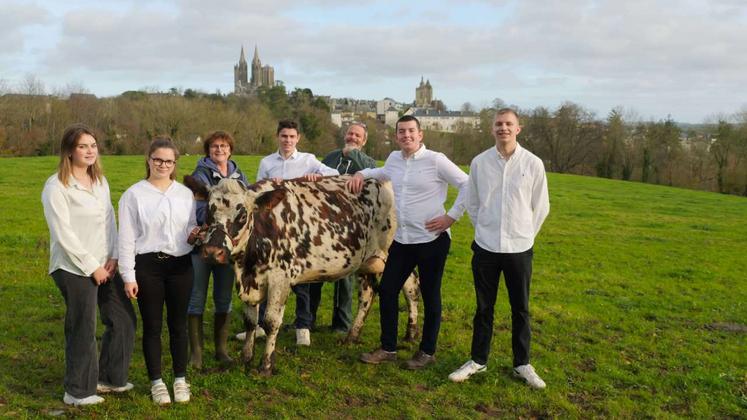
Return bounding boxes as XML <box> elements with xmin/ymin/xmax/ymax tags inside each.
<box><xmin>52</xmin><ymin>270</ymin><xmax>136</xmax><ymax>398</ymax></box>
<box><xmin>470</xmin><ymin>242</ymin><xmax>533</xmax><ymax>367</ymax></box>
<box><xmin>135</xmin><ymin>253</ymin><xmax>193</xmax><ymax>381</ymax></box>
<box><xmin>380</xmin><ymin>233</ymin><xmax>451</xmax><ymax>355</ymax></box>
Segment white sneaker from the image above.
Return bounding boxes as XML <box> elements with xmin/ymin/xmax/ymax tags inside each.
<box><xmin>296</xmin><ymin>328</ymin><xmax>310</xmax><ymax>346</ymax></box>
<box><xmin>513</xmin><ymin>364</ymin><xmax>546</xmax><ymax>389</ymax></box>
<box><xmin>448</xmin><ymin>360</ymin><xmax>487</xmax><ymax>383</ymax></box>
<box><xmin>236</xmin><ymin>326</ymin><xmax>266</xmax><ymax>341</ymax></box>
<box><xmin>97</xmin><ymin>382</ymin><xmax>134</xmax><ymax>393</ymax></box>
<box><xmin>63</xmin><ymin>392</ymin><xmax>104</xmax><ymax>406</ymax></box>
<box><xmin>151</xmin><ymin>382</ymin><xmax>171</xmax><ymax>405</ymax></box>
<box><xmin>173</xmin><ymin>381</ymin><xmax>190</xmax><ymax>403</ymax></box>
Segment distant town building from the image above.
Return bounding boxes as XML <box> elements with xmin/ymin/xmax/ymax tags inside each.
<box><xmin>403</xmin><ymin>108</ymin><xmax>480</xmax><ymax>133</ymax></box>
<box><xmin>234</xmin><ymin>45</ymin><xmax>275</xmax><ymax>95</ymax></box>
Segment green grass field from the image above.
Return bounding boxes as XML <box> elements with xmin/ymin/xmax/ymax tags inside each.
<box><xmin>0</xmin><ymin>155</ymin><xmax>745</xmax><ymax>419</ymax></box>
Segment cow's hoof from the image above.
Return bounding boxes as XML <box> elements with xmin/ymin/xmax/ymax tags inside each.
<box><xmin>258</xmin><ymin>367</ymin><xmax>273</xmax><ymax>378</ymax></box>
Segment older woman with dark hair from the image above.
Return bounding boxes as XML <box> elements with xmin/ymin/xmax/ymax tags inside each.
<box><xmin>42</xmin><ymin>124</ymin><xmax>136</xmax><ymax>406</ymax></box>
<box><xmin>187</xmin><ymin>131</ymin><xmax>248</xmax><ymax>369</ymax></box>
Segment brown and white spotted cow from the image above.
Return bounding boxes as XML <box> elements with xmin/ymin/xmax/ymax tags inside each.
<box><xmin>185</xmin><ymin>175</ymin><xmax>419</xmax><ymax>376</ymax></box>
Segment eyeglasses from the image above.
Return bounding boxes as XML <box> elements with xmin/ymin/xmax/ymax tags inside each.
<box><xmin>150</xmin><ymin>157</ymin><xmax>176</xmax><ymax>167</ymax></box>
<box><xmin>210</xmin><ymin>144</ymin><xmax>230</xmax><ymax>150</ymax></box>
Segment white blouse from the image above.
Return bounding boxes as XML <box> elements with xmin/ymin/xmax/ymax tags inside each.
<box><xmin>117</xmin><ymin>180</ymin><xmax>197</xmax><ymax>283</ymax></box>
<box><xmin>41</xmin><ymin>174</ymin><xmax>118</xmax><ymax>276</ymax></box>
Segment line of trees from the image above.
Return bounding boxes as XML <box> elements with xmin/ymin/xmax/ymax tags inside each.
<box><xmin>1</xmin><ymin>77</ymin><xmax>745</xmax><ymax>196</ymax></box>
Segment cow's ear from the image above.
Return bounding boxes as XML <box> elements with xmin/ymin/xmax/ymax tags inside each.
<box><xmin>183</xmin><ymin>175</ymin><xmax>210</xmax><ymax>201</ymax></box>
<box><xmin>254</xmin><ymin>189</ymin><xmax>286</xmax><ymax>211</ymax></box>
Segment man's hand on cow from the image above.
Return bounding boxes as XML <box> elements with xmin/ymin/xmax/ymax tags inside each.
<box><xmin>92</xmin><ymin>267</ymin><xmax>109</xmax><ymax>285</ymax></box>
<box><xmin>271</xmin><ymin>177</ymin><xmax>283</xmax><ymax>183</ymax></box>
<box><xmin>103</xmin><ymin>258</ymin><xmax>118</xmax><ymax>279</ymax></box>
<box><xmin>124</xmin><ymin>282</ymin><xmax>138</xmax><ymax>299</ymax></box>
<box><xmin>425</xmin><ymin>215</ymin><xmax>456</xmax><ymax>233</ymax></box>
<box><xmin>302</xmin><ymin>173</ymin><xmax>322</xmax><ymax>182</ymax></box>
<box><xmin>347</xmin><ymin>173</ymin><xmax>365</xmax><ymax>194</ymax></box>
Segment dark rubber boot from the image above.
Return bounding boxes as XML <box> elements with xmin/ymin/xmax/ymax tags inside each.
<box><xmin>188</xmin><ymin>314</ymin><xmax>204</xmax><ymax>370</ymax></box>
<box><xmin>214</xmin><ymin>312</ymin><xmax>233</xmax><ymax>364</ymax></box>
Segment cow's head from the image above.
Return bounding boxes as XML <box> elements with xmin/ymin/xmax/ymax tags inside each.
<box><xmin>184</xmin><ymin>176</ymin><xmax>282</xmax><ymax>265</ymax></box>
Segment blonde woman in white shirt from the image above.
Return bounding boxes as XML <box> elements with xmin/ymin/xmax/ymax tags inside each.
<box><xmin>41</xmin><ymin>124</ymin><xmax>136</xmax><ymax>407</ymax></box>
<box><xmin>118</xmin><ymin>137</ymin><xmax>199</xmax><ymax>405</ymax></box>
<box><xmin>348</xmin><ymin>115</ymin><xmax>468</xmax><ymax>370</ymax></box>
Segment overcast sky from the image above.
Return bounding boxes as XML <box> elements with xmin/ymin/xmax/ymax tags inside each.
<box><xmin>1</xmin><ymin>0</ymin><xmax>745</xmax><ymax>123</ymax></box>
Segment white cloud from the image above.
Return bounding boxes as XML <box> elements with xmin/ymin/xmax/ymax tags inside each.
<box><xmin>1</xmin><ymin>0</ymin><xmax>745</xmax><ymax>122</ymax></box>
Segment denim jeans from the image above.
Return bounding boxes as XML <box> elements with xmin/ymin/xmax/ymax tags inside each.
<box><xmin>188</xmin><ymin>253</ymin><xmax>234</xmax><ymax>315</ymax></box>
<box><xmin>309</xmin><ymin>275</ymin><xmax>354</xmax><ymax>331</ymax></box>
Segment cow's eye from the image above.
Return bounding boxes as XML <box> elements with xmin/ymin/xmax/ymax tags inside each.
<box><xmin>237</xmin><ymin>212</ymin><xmax>247</xmax><ymax>224</ymax></box>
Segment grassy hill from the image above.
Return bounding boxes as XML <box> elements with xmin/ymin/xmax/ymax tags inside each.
<box><xmin>0</xmin><ymin>155</ymin><xmax>745</xmax><ymax>418</ymax></box>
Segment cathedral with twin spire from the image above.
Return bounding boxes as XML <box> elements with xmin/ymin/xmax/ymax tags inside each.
<box><xmin>234</xmin><ymin>45</ymin><xmax>275</xmax><ymax>95</ymax></box>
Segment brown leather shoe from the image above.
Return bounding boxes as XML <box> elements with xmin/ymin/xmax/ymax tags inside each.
<box><xmin>403</xmin><ymin>350</ymin><xmax>436</xmax><ymax>370</ymax></box>
<box><xmin>360</xmin><ymin>348</ymin><xmax>397</xmax><ymax>364</ymax></box>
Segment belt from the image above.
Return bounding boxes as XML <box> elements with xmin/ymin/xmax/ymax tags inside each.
<box><xmin>156</xmin><ymin>252</ymin><xmax>174</xmax><ymax>260</ymax></box>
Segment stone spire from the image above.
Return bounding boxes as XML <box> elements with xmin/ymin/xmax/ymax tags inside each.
<box><xmin>239</xmin><ymin>45</ymin><xmax>246</xmax><ymax>64</ymax></box>
<box><xmin>252</xmin><ymin>44</ymin><xmax>261</xmax><ymax>66</ymax></box>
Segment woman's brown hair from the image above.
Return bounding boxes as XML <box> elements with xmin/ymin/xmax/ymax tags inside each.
<box><xmin>203</xmin><ymin>130</ymin><xmax>235</xmax><ymax>157</ymax></box>
<box><xmin>145</xmin><ymin>136</ymin><xmax>180</xmax><ymax>180</ymax></box>
<box><xmin>57</xmin><ymin>124</ymin><xmax>103</xmax><ymax>187</ymax></box>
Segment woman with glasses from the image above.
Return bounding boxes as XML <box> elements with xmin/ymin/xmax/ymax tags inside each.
<box><xmin>187</xmin><ymin>131</ymin><xmax>248</xmax><ymax>369</ymax></box>
<box><xmin>118</xmin><ymin>137</ymin><xmax>199</xmax><ymax>405</ymax></box>
<box><xmin>42</xmin><ymin>124</ymin><xmax>136</xmax><ymax>406</ymax></box>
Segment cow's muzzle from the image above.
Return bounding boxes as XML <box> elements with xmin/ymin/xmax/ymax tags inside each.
<box><xmin>202</xmin><ymin>245</ymin><xmax>230</xmax><ymax>265</ymax></box>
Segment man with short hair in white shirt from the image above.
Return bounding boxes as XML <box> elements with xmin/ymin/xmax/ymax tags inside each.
<box><xmin>348</xmin><ymin>115</ymin><xmax>469</xmax><ymax>370</ymax></box>
<box><xmin>255</xmin><ymin>120</ymin><xmax>339</xmax><ymax>346</ymax></box>
<box><xmin>448</xmin><ymin>108</ymin><xmax>550</xmax><ymax>389</ymax></box>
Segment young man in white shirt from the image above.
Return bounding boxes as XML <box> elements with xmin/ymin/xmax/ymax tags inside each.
<box><xmin>255</xmin><ymin>120</ymin><xmax>339</xmax><ymax>346</ymax></box>
<box><xmin>448</xmin><ymin>108</ymin><xmax>550</xmax><ymax>389</ymax></box>
<box><xmin>348</xmin><ymin>115</ymin><xmax>469</xmax><ymax>369</ymax></box>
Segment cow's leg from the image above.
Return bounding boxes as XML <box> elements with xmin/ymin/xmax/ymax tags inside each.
<box><xmin>402</xmin><ymin>272</ymin><xmax>420</xmax><ymax>342</ymax></box>
<box><xmin>240</xmin><ymin>303</ymin><xmax>260</xmax><ymax>366</ymax></box>
<box><xmin>258</xmin><ymin>286</ymin><xmax>290</xmax><ymax>377</ymax></box>
<box><xmin>346</xmin><ymin>273</ymin><xmax>377</xmax><ymax>344</ymax></box>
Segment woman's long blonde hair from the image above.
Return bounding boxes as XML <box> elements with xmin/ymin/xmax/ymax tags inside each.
<box><xmin>57</xmin><ymin>124</ymin><xmax>103</xmax><ymax>187</ymax></box>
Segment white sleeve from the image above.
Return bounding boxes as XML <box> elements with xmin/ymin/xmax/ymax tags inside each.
<box><xmin>466</xmin><ymin>159</ymin><xmax>480</xmax><ymax>224</ymax></box>
<box><xmin>117</xmin><ymin>190</ymin><xmax>139</xmax><ymax>283</ymax></box>
<box><xmin>438</xmin><ymin>154</ymin><xmax>469</xmax><ymax>220</ymax></box>
<box><xmin>314</xmin><ymin>160</ymin><xmax>339</xmax><ymax>176</ymax></box>
<box><xmin>103</xmin><ymin>178</ymin><xmax>118</xmax><ymax>260</ymax></box>
<box><xmin>531</xmin><ymin>160</ymin><xmax>550</xmax><ymax>236</ymax></box>
<box><xmin>256</xmin><ymin>159</ymin><xmax>268</xmax><ymax>181</ymax></box>
<box><xmin>42</xmin><ymin>182</ymin><xmax>101</xmax><ymax>276</ymax></box>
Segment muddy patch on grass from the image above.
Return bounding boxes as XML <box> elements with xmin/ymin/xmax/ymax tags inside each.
<box><xmin>704</xmin><ymin>322</ymin><xmax>747</xmax><ymax>333</ymax></box>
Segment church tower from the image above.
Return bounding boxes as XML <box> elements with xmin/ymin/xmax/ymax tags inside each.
<box><xmin>251</xmin><ymin>45</ymin><xmax>262</xmax><ymax>87</ymax></box>
<box><xmin>415</xmin><ymin>76</ymin><xmax>433</xmax><ymax>108</ymax></box>
<box><xmin>234</xmin><ymin>46</ymin><xmax>248</xmax><ymax>94</ymax></box>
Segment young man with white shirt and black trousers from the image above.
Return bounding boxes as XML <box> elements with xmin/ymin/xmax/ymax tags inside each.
<box><xmin>448</xmin><ymin>108</ymin><xmax>550</xmax><ymax>389</ymax></box>
<box><xmin>255</xmin><ymin>120</ymin><xmax>339</xmax><ymax>346</ymax></box>
<box><xmin>119</xmin><ymin>138</ymin><xmax>200</xmax><ymax>404</ymax></box>
<box><xmin>348</xmin><ymin>115</ymin><xmax>468</xmax><ymax>370</ymax></box>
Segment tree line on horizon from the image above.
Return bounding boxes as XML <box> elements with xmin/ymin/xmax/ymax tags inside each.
<box><xmin>1</xmin><ymin>76</ymin><xmax>745</xmax><ymax>196</ymax></box>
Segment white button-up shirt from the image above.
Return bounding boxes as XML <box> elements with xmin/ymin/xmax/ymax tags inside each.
<box><xmin>117</xmin><ymin>180</ymin><xmax>197</xmax><ymax>283</ymax></box>
<box><xmin>257</xmin><ymin>150</ymin><xmax>339</xmax><ymax>181</ymax></box>
<box><xmin>41</xmin><ymin>174</ymin><xmax>118</xmax><ymax>276</ymax></box>
<box><xmin>467</xmin><ymin>143</ymin><xmax>550</xmax><ymax>253</ymax></box>
<box><xmin>360</xmin><ymin>144</ymin><xmax>468</xmax><ymax>244</ymax></box>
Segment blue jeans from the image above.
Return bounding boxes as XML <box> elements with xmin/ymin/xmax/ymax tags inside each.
<box><xmin>188</xmin><ymin>253</ymin><xmax>234</xmax><ymax>315</ymax></box>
